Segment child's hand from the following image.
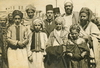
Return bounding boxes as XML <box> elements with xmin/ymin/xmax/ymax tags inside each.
<box><xmin>28</xmin><ymin>55</ymin><xmax>33</xmax><ymax>62</ymax></box>
<box><xmin>81</xmin><ymin>51</ymin><xmax>87</xmax><ymax>58</ymax></box>
<box><xmin>67</xmin><ymin>53</ymin><xmax>73</xmax><ymax>57</ymax></box>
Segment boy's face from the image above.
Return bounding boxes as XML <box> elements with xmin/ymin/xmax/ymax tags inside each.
<box><xmin>55</xmin><ymin>21</ymin><xmax>62</xmax><ymax>30</ymax></box>
<box><xmin>14</xmin><ymin>15</ymin><xmax>21</xmax><ymax>25</ymax></box>
<box><xmin>34</xmin><ymin>22</ymin><xmax>41</xmax><ymax>32</ymax></box>
<box><xmin>70</xmin><ymin>29</ymin><xmax>79</xmax><ymax>40</ymax></box>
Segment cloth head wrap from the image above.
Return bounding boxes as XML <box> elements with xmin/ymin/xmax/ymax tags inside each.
<box><xmin>79</xmin><ymin>7</ymin><xmax>93</xmax><ymax>21</ymax></box>
<box><xmin>25</xmin><ymin>4</ymin><xmax>36</xmax><ymax>12</ymax></box>
<box><xmin>12</xmin><ymin>10</ymin><xmax>23</xmax><ymax>19</ymax></box>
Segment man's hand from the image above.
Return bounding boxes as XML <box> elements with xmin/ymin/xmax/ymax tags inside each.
<box><xmin>17</xmin><ymin>41</ymin><xmax>24</xmax><ymax>47</ymax></box>
<box><xmin>67</xmin><ymin>53</ymin><xmax>73</xmax><ymax>57</ymax></box>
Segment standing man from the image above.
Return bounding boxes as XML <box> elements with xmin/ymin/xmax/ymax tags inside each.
<box><xmin>24</xmin><ymin>4</ymin><xmax>36</xmax><ymax>33</ymax></box>
<box><xmin>0</xmin><ymin>14</ymin><xmax>8</xmax><ymax>68</ymax></box>
<box><xmin>53</xmin><ymin>7</ymin><xmax>61</xmax><ymax>19</ymax></box>
<box><xmin>44</xmin><ymin>4</ymin><xmax>56</xmax><ymax>37</ymax></box>
<box><xmin>7</xmin><ymin>10</ymin><xmax>29</xmax><ymax>68</ymax></box>
<box><xmin>62</xmin><ymin>0</ymin><xmax>79</xmax><ymax>31</ymax></box>
<box><xmin>7</xmin><ymin>13</ymin><xmax>13</xmax><ymax>28</ymax></box>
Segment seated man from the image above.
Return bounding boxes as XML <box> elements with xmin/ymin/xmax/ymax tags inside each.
<box><xmin>44</xmin><ymin>17</ymin><xmax>68</xmax><ymax>68</ymax></box>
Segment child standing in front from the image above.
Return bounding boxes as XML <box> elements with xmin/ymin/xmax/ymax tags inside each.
<box><xmin>27</xmin><ymin>18</ymin><xmax>48</xmax><ymax>68</ymax></box>
<box><xmin>65</xmin><ymin>24</ymin><xmax>90</xmax><ymax>68</ymax></box>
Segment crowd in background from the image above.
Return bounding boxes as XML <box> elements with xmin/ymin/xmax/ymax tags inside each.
<box><xmin>0</xmin><ymin>0</ymin><xmax>100</xmax><ymax>68</ymax></box>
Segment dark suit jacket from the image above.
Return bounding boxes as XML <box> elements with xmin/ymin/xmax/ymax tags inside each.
<box><xmin>44</xmin><ymin>19</ymin><xmax>56</xmax><ymax>37</ymax></box>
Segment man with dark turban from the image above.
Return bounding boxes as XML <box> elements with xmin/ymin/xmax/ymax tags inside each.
<box><xmin>7</xmin><ymin>10</ymin><xmax>29</xmax><ymax>68</ymax></box>
<box><xmin>79</xmin><ymin>7</ymin><xmax>100</xmax><ymax>68</ymax></box>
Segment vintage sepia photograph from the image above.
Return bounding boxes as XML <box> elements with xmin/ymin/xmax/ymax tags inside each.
<box><xmin>0</xmin><ymin>0</ymin><xmax>100</xmax><ymax>68</ymax></box>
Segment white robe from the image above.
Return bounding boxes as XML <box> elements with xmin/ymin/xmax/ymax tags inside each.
<box><xmin>27</xmin><ymin>32</ymin><xmax>48</xmax><ymax>68</ymax></box>
<box><xmin>80</xmin><ymin>22</ymin><xmax>100</xmax><ymax>64</ymax></box>
<box><xmin>7</xmin><ymin>24</ymin><xmax>29</xmax><ymax>68</ymax></box>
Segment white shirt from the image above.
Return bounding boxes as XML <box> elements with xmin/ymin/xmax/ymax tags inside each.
<box><xmin>63</xmin><ymin>13</ymin><xmax>73</xmax><ymax>31</ymax></box>
<box><xmin>53</xmin><ymin>30</ymin><xmax>61</xmax><ymax>46</ymax></box>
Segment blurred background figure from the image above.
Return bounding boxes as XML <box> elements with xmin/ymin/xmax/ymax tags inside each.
<box><xmin>0</xmin><ymin>14</ymin><xmax>8</xmax><ymax>68</ymax></box>
<box><xmin>7</xmin><ymin>13</ymin><xmax>14</xmax><ymax>28</ymax></box>
<box><xmin>53</xmin><ymin>7</ymin><xmax>61</xmax><ymax>19</ymax></box>
<box><xmin>24</xmin><ymin>4</ymin><xmax>36</xmax><ymax>34</ymax></box>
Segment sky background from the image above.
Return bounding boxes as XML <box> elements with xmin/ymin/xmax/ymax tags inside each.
<box><xmin>0</xmin><ymin>0</ymin><xmax>100</xmax><ymax>16</ymax></box>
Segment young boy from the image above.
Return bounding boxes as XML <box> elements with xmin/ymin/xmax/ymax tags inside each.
<box><xmin>27</xmin><ymin>18</ymin><xmax>48</xmax><ymax>68</ymax></box>
<box><xmin>65</xmin><ymin>24</ymin><xmax>90</xmax><ymax>68</ymax></box>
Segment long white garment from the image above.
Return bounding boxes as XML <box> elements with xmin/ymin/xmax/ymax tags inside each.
<box><xmin>7</xmin><ymin>24</ymin><xmax>29</xmax><ymax>68</ymax></box>
<box><xmin>80</xmin><ymin>22</ymin><xmax>100</xmax><ymax>64</ymax></box>
<box><xmin>8</xmin><ymin>48</ymin><xmax>29</xmax><ymax>68</ymax></box>
<box><xmin>53</xmin><ymin>30</ymin><xmax>61</xmax><ymax>46</ymax></box>
<box><xmin>27</xmin><ymin>32</ymin><xmax>48</xmax><ymax>68</ymax></box>
<box><xmin>63</xmin><ymin>14</ymin><xmax>73</xmax><ymax>31</ymax></box>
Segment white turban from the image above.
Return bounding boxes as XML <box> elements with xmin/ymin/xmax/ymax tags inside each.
<box><xmin>25</xmin><ymin>4</ymin><xmax>36</xmax><ymax>12</ymax></box>
<box><xmin>64</xmin><ymin>0</ymin><xmax>73</xmax><ymax>6</ymax></box>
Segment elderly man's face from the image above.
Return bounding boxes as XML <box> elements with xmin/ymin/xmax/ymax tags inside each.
<box><xmin>64</xmin><ymin>2</ymin><xmax>73</xmax><ymax>15</ymax></box>
<box><xmin>27</xmin><ymin>9</ymin><xmax>35</xmax><ymax>19</ymax></box>
<box><xmin>46</xmin><ymin>10</ymin><xmax>54</xmax><ymax>20</ymax></box>
<box><xmin>14</xmin><ymin>15</ymin><xmax>22</xmax><ymax>25</ymax></box>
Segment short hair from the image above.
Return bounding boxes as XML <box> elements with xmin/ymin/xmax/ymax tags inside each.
<box><xmin>12</xmin><ymin>10</ymin><xmax>23</xmax><ymax>19</ymax></box>
<box><xmin>70</xmin><ymin>24</ymin><xmax>81</xmax><ymax>33</ymax></box>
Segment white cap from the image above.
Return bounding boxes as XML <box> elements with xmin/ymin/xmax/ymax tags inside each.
<box><xmin>64</xmin><ymin>0</ymin><xmax>73</xmax><ymax>5</ymax></box>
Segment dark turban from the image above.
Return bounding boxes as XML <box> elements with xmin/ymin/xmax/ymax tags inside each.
<box><xmin>79</xmin><ymin>7</ymin><xmax>93</xmax><ymax>21</ymax></box>
<box><xmin>12</xmin><ymin>10</ymin><xmax>23</xmax><ymax>19</ymax></box>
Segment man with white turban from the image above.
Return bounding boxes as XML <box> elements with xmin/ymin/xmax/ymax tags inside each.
<box><xmin>62</xmin><ymin>0</ymin><xmax>79</xmax><ymax>32</ymax></box>
<box><xmin>23</xmin><ymin>4</ymin><xmax>36</xmax><ymax>34</ymax></box>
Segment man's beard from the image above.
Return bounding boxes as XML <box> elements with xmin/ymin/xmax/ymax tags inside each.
<box><xmin>65</xmin><ymin>9</ymin><xmax>72</xmax><ymax>15</ymax></box>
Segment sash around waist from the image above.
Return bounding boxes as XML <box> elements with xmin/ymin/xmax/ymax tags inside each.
<box><xmin>8</xmin><ymin>45</ymin><xmax>26</xmax><ymax>49</ymax></box>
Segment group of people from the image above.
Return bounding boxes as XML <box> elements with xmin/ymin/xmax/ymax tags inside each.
<box><xmin>0</xmin><ymin>1</ymin><xmax>100</xmax><ymax>68</ymax></box>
